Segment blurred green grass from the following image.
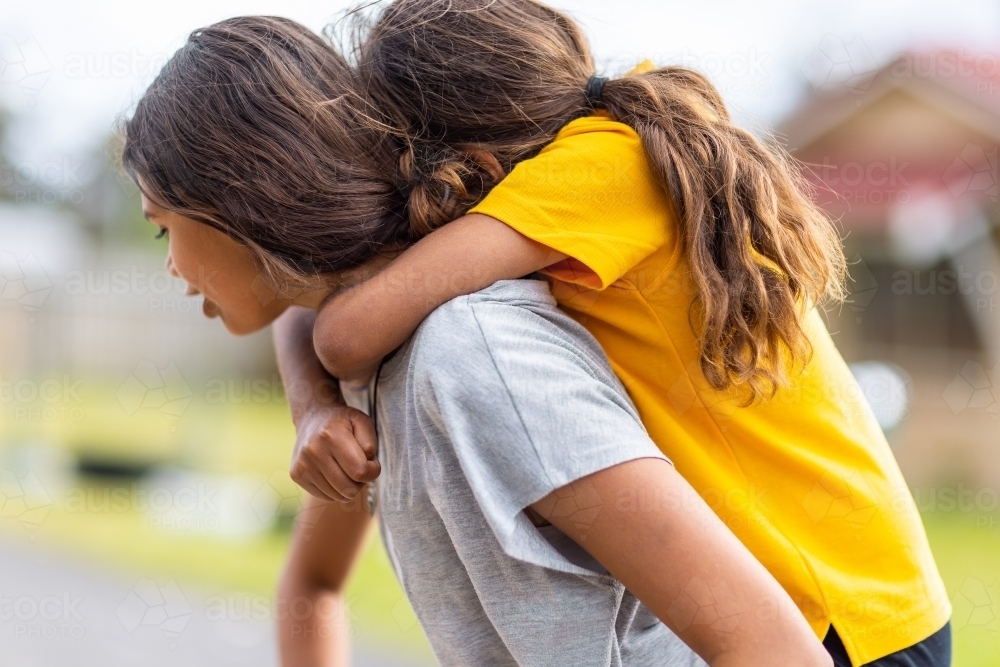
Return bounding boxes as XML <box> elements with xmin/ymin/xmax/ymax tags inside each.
<box><xmin>0</xmin><ymin>387</ymin><xmax>434</xmax><ymax>661</ymax></box>
<box><xmin>921</xmin><ymin>510</ymin><xmax>1000</xmax><ymax>667</ymax></box>
<box><xmin>2</xmin><ymin>389</ymin><xmax>998</xmax><ymax>665</ymax></box>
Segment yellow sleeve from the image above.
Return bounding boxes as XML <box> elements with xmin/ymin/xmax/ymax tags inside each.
<box><xmin>469</xmin><ymin>115</ymin><xmax>676</xmax><ymax>289</ymax></box>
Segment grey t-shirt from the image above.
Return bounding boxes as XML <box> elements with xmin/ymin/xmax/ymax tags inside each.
<box><xmin>340</xmin><ymin>279</ymin><xmax>704</xmax><ymax>667</ymax></box>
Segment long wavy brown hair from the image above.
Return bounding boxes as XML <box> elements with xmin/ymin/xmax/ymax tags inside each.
<box><xmin>345</xmin><ymin>0</ymin><xmax>847</xmax><ymax>400</ymax></box>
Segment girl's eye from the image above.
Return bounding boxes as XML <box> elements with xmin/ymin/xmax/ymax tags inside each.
<box><xmin>154</xmin><ymin>228</ymin><xmax>168</xmax><ymax>240</ymax></box>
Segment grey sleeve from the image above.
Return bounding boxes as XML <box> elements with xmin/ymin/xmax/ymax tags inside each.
<box><xmin>410</xmin><ymin>293</ymin><xmax>669</xmax><ymax>575</ymax></box>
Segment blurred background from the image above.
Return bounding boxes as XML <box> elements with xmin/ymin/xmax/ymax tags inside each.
<box><xmin>1</xmin><ymin>0</ymin><xmax>998</xmax><ymax>665</ymax></box>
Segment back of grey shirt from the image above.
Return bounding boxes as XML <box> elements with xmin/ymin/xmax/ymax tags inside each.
<box><xmin>340</xmin><ymin>279</ymin><xmax>704</xmax><ymax>667</ymax></box>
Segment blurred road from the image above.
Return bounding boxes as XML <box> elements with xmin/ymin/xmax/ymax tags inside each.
<box><xmin>0</xmin><ymin>535</ymin><xmax>426</xmax><ymax>667</ymax></box>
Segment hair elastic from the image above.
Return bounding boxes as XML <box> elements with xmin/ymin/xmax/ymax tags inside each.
<box><xmin>584</xmin><ymin>75</ymin><xmax>609</xmax><ymax>109</ymax></box>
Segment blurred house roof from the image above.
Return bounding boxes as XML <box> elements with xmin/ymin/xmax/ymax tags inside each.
<box><xmin>777</xmin><ymin>51</ymin><xmax>1000</xmax><ymax>237</ymax></box>
<box><xmin>779</xmin><ymin>52</ymin><xmax>1000</xmax><ymax>366</ymax></box>
<box><xmin>781</xmin><ymin>51</ymin><xmax>1000</xmax><ymax>151</ymax></box>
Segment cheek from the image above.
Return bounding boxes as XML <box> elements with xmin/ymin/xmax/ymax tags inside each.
<box><xmin>165</xmin><ymin>222</ymin><xmax>287</xmax><ymax>333</ymax></box>
<box><xmin>168</xmin><ymin>237</ymin><xmax>215</xmax><ymax>291</ymax></box>
<box><xmin>170</xmin><ymin>235</ymin><xmax>246</xmax><ymax>301</ymax></box>
<box><xmin>219</xmin><ymin>285</ymin><xmax>288</xmax><ymax>334</ymax></box>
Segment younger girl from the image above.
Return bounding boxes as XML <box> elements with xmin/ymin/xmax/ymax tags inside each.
<box><xmin>304</xmin><ymin>1</ymin><xmax>952</xmax><ymax>665</ymax></box>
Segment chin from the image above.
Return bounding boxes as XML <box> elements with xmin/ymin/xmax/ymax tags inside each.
<box><xmin>217</xmin><ymin>309</ymin><xmax>285</xmax><ymax>336</ymax></box>
<box><xmin>220</xmin><ymin>316</ymin><xmax>265</xmax><ymax>336</ymax></box>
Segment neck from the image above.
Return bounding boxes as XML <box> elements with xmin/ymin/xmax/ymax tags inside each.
<box><xmin>289</xmin><ymin>255</ymin><xmax>395</xmax><ymax>310</ymax></box>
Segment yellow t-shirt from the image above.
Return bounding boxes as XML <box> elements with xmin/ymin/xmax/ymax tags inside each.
<box><xmin>469</xmin><ymin>114</ymin><xmax>950</xmax><ymax>665</ymax></box>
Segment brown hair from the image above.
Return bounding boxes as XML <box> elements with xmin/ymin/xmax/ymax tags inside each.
<box><xmin>121</xmin><ymin>16</ymin><xmax>409</xmax><ymax>289</ymax></box>
<box><xmin>347</xmin><ymin>0</ymin><xmax>847</xmax><ymax>400</ymax></box>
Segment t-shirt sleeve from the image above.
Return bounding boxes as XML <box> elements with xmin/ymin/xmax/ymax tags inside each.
<box><xmin>468</xmin><ymin>116</ymin><xmax>676</xmax><ymax>289</ymax></box>
<box><xmin>409</xmin><ymin>286</ymin><xmax>668</xmax><ymax>574</ymax></box>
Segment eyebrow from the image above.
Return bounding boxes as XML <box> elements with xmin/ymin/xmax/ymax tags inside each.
<box><xmin>142</xmin><ymin>209</ymin><xmax>158</xmax><ymax>221</ymax></box>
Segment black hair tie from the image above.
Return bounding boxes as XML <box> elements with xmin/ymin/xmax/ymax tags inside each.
<box><xmin>584</xmin><ymin>75</ymin><xmax>609</xmax><ymax>109</ymax></box>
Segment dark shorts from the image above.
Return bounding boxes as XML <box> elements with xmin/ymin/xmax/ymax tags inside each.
<box><xmin>824</xmin><ymin>622</ymin><xmax>951</xmax><ymax>667</ymax></box>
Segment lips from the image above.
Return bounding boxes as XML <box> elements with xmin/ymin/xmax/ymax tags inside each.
<box><xmin>202</xmin><ymin>298</ymin><xmax>221</xmax><ymax>319</ymax></box>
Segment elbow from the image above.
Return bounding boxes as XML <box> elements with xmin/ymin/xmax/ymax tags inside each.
<box><xmin>773</xmin><ymin>630</ymin><xmax>833</xmax><ymax>667</ymax></box>
<box><xmin>792</xmin><ymin>645</ymin><xmax>833</xmax><ymax>667</ymax></box>
<box><xmin>770</xmin><ymin>624</ymin><xmax>832</xmax><ymax>667</ymax></box>
<box><xmin>710</xmin><ymin>624</ymin><xmax>832</xmax><ymax>667</ymax></box>
<box><xmin>314</xmin><ymin>339</ymin><xmax>352</xmax><ymax>380</ymax></box>
<box><xmin>279</xmin><ymin>562</ymin><xmax>346</xmax><ymax>603</ymax></box>
<box><xmin>313</xmin><ymin>307</ymin><xmax>370</xmax><ymax>381</ymax></box>
<box><xmin>315</xmin><ymin>340</ymin><xmax>372</xmax><ymax>383</ymax></box>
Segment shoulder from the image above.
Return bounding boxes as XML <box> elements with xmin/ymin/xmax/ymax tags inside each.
<box><xmin>399</xmin><ymin>281</ymin><xmax>645</xmax><ymax>455</ymax></box>
<box><xmin>506</xmin><ymin>114</ymin><xmax>649</xmax><ymax>186</ymax></box>
<box><xmin>406</xmin><ymin>279</ymin><xmax>615</xmax><ymax>391</ymax></box>
<box><xmin>409</xmin><ymin>279</ymin><xmax>567</xmax><ymax>365</ymax></box>
<box><xmin>547</xmin><ymin>113</ymin><xmax>645</xmax><ymax>153</ymax></box>
<box><xmin>469</xmin><ymin>115</ymin><xmax>676</xmax><ymax>289</ymax></box>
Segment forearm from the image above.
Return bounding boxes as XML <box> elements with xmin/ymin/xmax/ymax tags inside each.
<box><xmin>278</xmin><ymin>496</ymin><xmax>372</xmax><ymax>667</ymax></box>
<box><xmin>274</xmin><ymin>306</ymin><xmax>380</xmax><ymax>502</ymax></box>
<box><xmin>314</xmin><ymin>214</ymin><xmax>564</xmax><ymax>381</ymax></box>
<box><xmin>277</xmin><ymin>574</ymin><xmax>350</xmax><ymax>667</ymax></box>
<box><xmin>274</xmin><ymin>306</ymin><xmax>344</xmax><ymax>426</ymax></box>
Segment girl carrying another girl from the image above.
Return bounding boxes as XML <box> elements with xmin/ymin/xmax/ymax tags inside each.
<box><xmin>121</xmin><ymin>15</ymin><xmax>831</xmax><ymax>667</ymax></box>
<box><xmin>297</xmin><ymin>2</ymin><xmax>951</xmax><ymax>665</ymax></box>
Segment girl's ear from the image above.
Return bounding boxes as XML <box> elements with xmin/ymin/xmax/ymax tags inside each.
<box><xmin>457</xmin><ymin>145</ymin><xmax>506</xmax><ymax>182</ymax></box>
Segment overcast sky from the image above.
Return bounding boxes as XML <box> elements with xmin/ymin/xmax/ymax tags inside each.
<box><xmin>2</xmin><ymin>0</ymin><xmax>1000</xmax><ymax>165</ymax></box>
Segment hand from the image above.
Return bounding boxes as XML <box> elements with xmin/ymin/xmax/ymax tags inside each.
<box><xmin>290</xmin><ymin>405</ymin><xmax>381</xmax><ymax>502</ymax></box>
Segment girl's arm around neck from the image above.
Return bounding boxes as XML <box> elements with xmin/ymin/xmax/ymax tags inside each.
<box><xmin>314</xmin><ymin>213</ymin><xmax>565</xmax><ymax>382</ymax></box>
<box><xmin>273</xmin><ymin>307</ymin><xmax>379</xmax><ymax>503</ymax></box>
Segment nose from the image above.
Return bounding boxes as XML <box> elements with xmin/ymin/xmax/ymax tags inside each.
<box><xmin>164</xmin><ymin>254</ymin><xmax>200</xmax><ymax>297</ymax></box>
<box><xmin>164</xmin><ymin>253</ymin><xmax>179</xmax><ymax>278</ymax></box>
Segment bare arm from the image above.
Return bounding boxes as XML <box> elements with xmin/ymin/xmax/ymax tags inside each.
<box><xmin>532</xmin><ymin>459</ymin><xmax>832</xmax><ymax>667</ymax></box>
<box><xmin>273</xmin><ymin>307</ymin><xmax>375</xmax><ymax>665</ymax></box>
<box><xmin>278</xmin><ymin>494</ymin><xmax>372</xmax><ymax>667</ymax></box>
<box><xmin>314</xmin><ymin>214</ymin><xmax>565</xmax><ymax>381</ymax></box>
<box><xmin>273</xmin><ymin>307</ymin><xmax>380</xmax><ymax>502</ymax></box>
